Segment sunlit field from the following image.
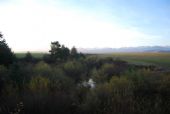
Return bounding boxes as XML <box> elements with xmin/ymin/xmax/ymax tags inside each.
<box><xmin>95</xmin><ymin>52</ymin><xmax>170</xmax><ymax>68</ymax></box>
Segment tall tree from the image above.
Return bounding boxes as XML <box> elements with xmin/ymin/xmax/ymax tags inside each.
<box><xmin>49</xmin><ymin>41</ymin><xmax>70</xmax><ymax>61</ymax></box>
<box><xmin>24</xmin><ymin>51</ymin><xmax>34</xmax><ymax>62</ymax></box>
<box><xmin>49</xmin><ymin>41</ymin><xmax>61</xmax><ymax>57</ymax></box>
<box><xmin>61</xmin><ymin>45</ymin><xmax>70</xmax><ymax>60</ymax></box>
<box><xmin>70</xmin><ymin>46</ymin><xmax>85</xmax><ymax>59</ymax></box>
<box><xmin>0</xmin><ymin>32</ymin><xmax>15</xmax><ymax>66</ymax></box>
<box><xmin>70</xmin><ymin>46</ymin><xmax>78</xmax><ymax>57</ymax></box>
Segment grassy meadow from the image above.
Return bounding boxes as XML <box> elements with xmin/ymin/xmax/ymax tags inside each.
<box><xmin>95</xmin><ymin>52</ymin><xmax>170</xmax><ymax>68</ymax></box>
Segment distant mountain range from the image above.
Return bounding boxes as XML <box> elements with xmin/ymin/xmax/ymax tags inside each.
<box><xmin>78</xmin><ymin>46</ymin><xmax>170</xmax><ymax>54</ymax></box>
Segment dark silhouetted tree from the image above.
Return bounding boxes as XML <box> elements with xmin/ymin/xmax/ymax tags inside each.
<box><xmin>70</xmin><ymin>46</ymin><xmax>78</xmax><ymax>58</ymax></box>
<box><xmin>60</xmin><ymin>45</ymin><xmax>70</xmax><ymax>60</ymax></box>
<box><xmin>49</xmin><ymin>41</ymin><xmax>70</xmax><ymax>61</ymax></box>
<box><xmin>0</xmin><ymin>32</ymin><xmax>15</xmax><ymax>66</ymax></box>
<box><xmin>49</xmin><ymin>41</ymin><xmax>61</xmax><ymax>57</ymax></box>
<box><xmin>70</xmin><ymin>46</ymin><xmax>85</xmax><ymax>59</ymax></box>
<box><xmin>24</xmin><ymin>51</ymin><xmax>34</xmax><ymax>62</ymax></box>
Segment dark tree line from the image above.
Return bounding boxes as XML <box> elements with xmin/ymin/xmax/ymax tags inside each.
<box><xmin>0</xmin><ymin>32</ymin><xmax>15</xmax><ymax>66</ymax></box>
<box><xmin>0</xmin><ymin>31</ymin><xmax>84</xmax><ymax>66</ymax></box>
<box><xmin>44</xmin><ymin>41</ymin><xmax>84</xmax><ymax>63</ymax></box>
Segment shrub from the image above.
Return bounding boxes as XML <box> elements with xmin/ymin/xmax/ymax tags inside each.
<box><xmin>34</xmin><ymin>61</ymin><xmax>52</xmax><ymax>77</ymax></box>
<box><xmin>29</xmin><ymin>76</ymin><xmax>49</xmax><ymax>93</ymax></box>
<box><xmin>63</xmin><ymin>61</ymin><xmax>85</xmax><ymax>82</ymax></box>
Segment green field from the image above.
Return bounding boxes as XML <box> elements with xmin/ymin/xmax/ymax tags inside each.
<box><xmin>97</xmin><ymin>52</ymin><xmax>170</xmax><ymax>68</ymax></box>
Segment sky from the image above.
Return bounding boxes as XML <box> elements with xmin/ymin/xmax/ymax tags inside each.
<box><xmin>0</xmin><ymin>0</ymin><xmax>170</xmax><ymax>52</ymax></box>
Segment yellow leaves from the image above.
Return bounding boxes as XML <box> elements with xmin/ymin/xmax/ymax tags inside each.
<box><xmin>34</xmin><ymin>61</ymin><xmax>51</xmax><ymax>72</ymax></box>
<box><xmin>108</xmin><ymin>77</ymin><xmax>133</xmax><ymax>96</ymax></box>
<box><xmin>94</xmin><ymin>76</ymin><xmax>133</xmax><ymax>98</ymax></box>
<box><xmin>29</xmin><ymin>76</ymin><xmax>49</xmax><ymax>92</ymax></box>
<box><xmin>34</xmin><ymin>61</ymin><xmax>52</xmax><ymax>77</ymax></box>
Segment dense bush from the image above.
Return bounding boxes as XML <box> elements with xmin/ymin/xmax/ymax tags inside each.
<box><xmin>63</xmin><ymin>60</ymin><xmax>86</xmax><ymax>82</ymax></box>
<box><xmin>1</xmin><ymin>39</ymin><xmax>170</xmax><ymax>114</ymax></box>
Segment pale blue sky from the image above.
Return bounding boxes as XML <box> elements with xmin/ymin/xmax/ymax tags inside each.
<box><xmin>0</xmin><ymin>0</ymin><xmax>170</xmax><ymax>52</ymax></box>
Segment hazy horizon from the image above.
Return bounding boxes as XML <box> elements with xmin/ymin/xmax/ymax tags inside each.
<box><xmin>0</xmin><ymin>0</ymin><xmax>170</xmax><ymax>52</ymax></box>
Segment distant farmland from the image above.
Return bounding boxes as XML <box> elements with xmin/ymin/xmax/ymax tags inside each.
<box><xmin>97</xmin><ymin>52</ymin><xmax>170</xmax><ymax>68</ymax></box>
